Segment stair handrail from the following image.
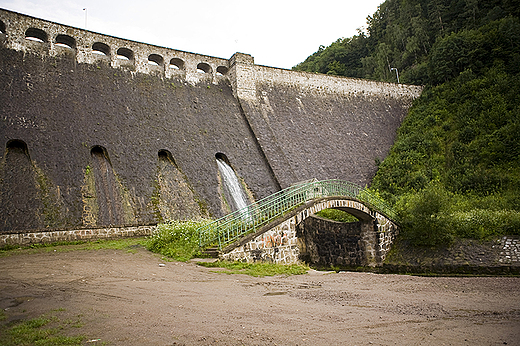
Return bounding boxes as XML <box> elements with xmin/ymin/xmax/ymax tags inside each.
<box><xmin>197</xmin><ymin>179</ymin><xmax>395</xmax><ymax>250</ymax></box>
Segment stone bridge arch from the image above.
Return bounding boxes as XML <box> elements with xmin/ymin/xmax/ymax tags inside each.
<box><xmin>220</xmin><ymin>197</ymin><xmax>399</xmax><ymax>267</ymax></box>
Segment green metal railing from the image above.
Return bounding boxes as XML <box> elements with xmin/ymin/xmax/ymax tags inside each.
<box><xmin>197</xmin><ymin>179</ymin><xmax>395</xmax><ymax>250</ymax></box>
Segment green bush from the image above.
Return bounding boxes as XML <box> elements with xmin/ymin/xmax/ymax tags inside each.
<box><xmin>395</xmin><ymin>185</ymin><xmax>520</xmax><ymax>245</ymax></box>
<box><xmin>396</xmin><ymin>183</ymin><xmax>454</xmax><ymax>247</ymax></box>
<box><xmin>315</xmin><ymin>209</ymin><xmax>358</xmax><ymax>223</ymax></box>
<box><xmin>146</xmin><ymin>219</ymin><xmax>211</xmax><ymax>261</ymax></box>
<box><xmin>451</xmin><ymin>209</ymin><xmax>520</xmax><ymax>239</ymax></box>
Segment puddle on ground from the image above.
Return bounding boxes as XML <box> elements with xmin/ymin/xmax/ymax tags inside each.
<box><xmin>0</xmin><ymin>296</ymin><xmax>35</xmax><ymax>310</ymax></box>
<box><xmin>263</xmin><ymin>291</ymin><xmax>288</xmax><ymax>296</ymax></box>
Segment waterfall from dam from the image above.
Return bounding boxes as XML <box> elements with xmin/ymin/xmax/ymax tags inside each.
<box><xmin>216</xmin><ymin>157</ymin><xmax>249</xmax><ymax>212</ymax></box>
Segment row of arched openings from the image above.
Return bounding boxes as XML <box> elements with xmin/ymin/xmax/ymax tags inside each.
<box><xmin>1</xmin><ymin>140</ymin><xmax>184</xmax><ymax>228</ymax></box>
<box><xmin>0</xmin><ymin>19</ymin><xmax>228</xmax><ymax>75</ymax></box>
<box><xmin>2</xmin><ymin>140</ymin><xmax>239</xmax><ymax>228</ymax></box>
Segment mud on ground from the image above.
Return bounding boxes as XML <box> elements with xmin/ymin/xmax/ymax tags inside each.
<box><xmin>1</xmin><ymin>245</ymin><xmax>519</xmax><ymax>345</ymax></box>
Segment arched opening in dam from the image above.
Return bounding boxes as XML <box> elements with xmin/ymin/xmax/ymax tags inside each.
<box><xmin>90</xmin><ymin>145</ymin><xmax>124</xmax><ymax>226</ymax></box>
<box><xmin>154</xmin><ymin>149</ymin><xmax>204</xmax><ymax>221</ymax></box>
<box><xmin>25</xmin><ymin>27</ymin><xmax>47</xmax><ymax>43</ymax></box>
<box><xmin>0</xmin><ymin>140</ymin><xmax>41</xmax><ymax>232</ymax></box>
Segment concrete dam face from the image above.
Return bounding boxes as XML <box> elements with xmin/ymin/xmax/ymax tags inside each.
<box><xmin>0</xmin><ymin>8</ymin><xmax>422</xmax><ymax>234</ymax></box>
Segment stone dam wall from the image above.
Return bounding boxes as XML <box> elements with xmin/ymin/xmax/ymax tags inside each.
<box><xmin>0</xmin><ymin>8</ymin><xmax>422</xmax><ymax>236</ymax></box>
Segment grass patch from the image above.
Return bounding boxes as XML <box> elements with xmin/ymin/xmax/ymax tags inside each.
<box><xmin>0</xmin><ymin>310</ymin><xmax>86</xmax><ymax>346</ymax></box>
<box><xmin>0</xmin><ymin>237</ymin><xmax>147</xmax><ymax>257</ymax></box>
<box><xmin>76</xmin><ymin>238</ymin><xmax>147</xmax><ymax>251</ymax></box>
<box><xmin>145</xmin><ymin>219</ymin><xmax>212</xmax><ymax>261</ymax></box>
<box><xmin>198</xmin><ymin>260</ymin><xmax>309</xmax><ymax>277</ymax></box>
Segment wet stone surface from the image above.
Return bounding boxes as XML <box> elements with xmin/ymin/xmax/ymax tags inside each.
<box><xmin>500</xmin><ymin>236</ymin><xmax>520</xmax><ymax>264</ymax></box>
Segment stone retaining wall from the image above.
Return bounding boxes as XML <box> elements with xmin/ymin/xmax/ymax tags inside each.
<box><xmin>382</xmin><ymin>236</ymin><xmax>520</xmax><ymax>275</ymax></box>
<box><xmin>297</xmin><ymin>216</ymin><xmax>365</xmax><ymax>267</ymax></box>
<box><xmin>221</xmin><ymin>216</ymin><xmax>300</xmax><ymax>264</ymax></box>
<box><xmin>297</xmin><ymin>214</ymin><xmax>399</xmax><ymax>268</ymax></box>
<box><xmin>0</xmin><ymin>225</ymin><xmax>156</xmax><ymax>247</ymax></box>
<box><xmin>499</xmin><ymin>236</ymin><xmax>520</xmax><ymax>264</ymax></box>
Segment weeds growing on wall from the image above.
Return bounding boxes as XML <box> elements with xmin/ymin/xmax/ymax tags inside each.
<box><xmin>146</xmin><ymin>220</ymin><xmax>310</xmax><ymax>276</ymax></box>
<box><xmin>146</xmin><ymin>219</ymin><xmax>211</xmax><ymax>261</ymax></box>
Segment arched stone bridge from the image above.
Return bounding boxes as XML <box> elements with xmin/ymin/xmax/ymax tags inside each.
<box><xmin>220</xmin><ymin>196</ymin><xmax>399</xmax><ymax>267</ymax></box>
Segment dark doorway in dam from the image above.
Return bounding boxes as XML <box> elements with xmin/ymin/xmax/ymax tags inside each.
<box><xmin>154</xmin><ymin>150</ymin><xmax>204</xmax><ymax>221</ymax></box>
<box><xmin>90</xmin><ymin>146</ymin><xmax>123</xmax><ymax>226</ymax></box>
<box><xmin>0</xmin><ymin>140</ymin><xmax>42</xmax><ymax>232</ymax></box>
<box><xmin>158</xmin><ymin>149</ymin><xmax>175</xmax><ymax>164</ymax></box>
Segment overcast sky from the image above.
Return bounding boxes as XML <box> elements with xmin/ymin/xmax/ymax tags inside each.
<box><xmin>0</xmin><ymin>0</ymin><xmax>384</xmax><ymax>69</ymax></box>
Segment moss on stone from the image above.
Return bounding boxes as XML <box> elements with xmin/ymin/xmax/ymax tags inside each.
<box><xmin>34</xmin><ymin>165</ymin><xmax>66</xmax><ymax>228</ymax></box>
<box><xmin>81</xmin><ymin>165</ymin><xmax>98</xmax><ymax>227</ymax></box>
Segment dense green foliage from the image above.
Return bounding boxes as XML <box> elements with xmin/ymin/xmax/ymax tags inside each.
<box><xmin>374</xmin><ymin>67</ymin><xmax>520</xmax><ymax>201</ymax></box>
<box><xmin>393</xmin><ymin>182</ymin><xmax>520</xmax><ymax>246</ymax></box>
<box><xmin>315</xmin><ymin>209</ymin><xmax>359</xmax><ymax>223</ymax></box>
<box><xmin>373</xmin><ymin>33</ymin><xmax>520</xmax><ymax>245</ymax></box>
<box><xmin>146</xmin><ymin>219</ymin><xmax>211</xmax><ymax>261</ymax></box>
<box><xmin>293</xmin><ymin>0</ymin><xmax>519</xmax><ymax>84</ymax></box>
<box><xmin>295</xmin><ymin>0</ymin><xmax>520</xmax><ymax>246</ymax></box>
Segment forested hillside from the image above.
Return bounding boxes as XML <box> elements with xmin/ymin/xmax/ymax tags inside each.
<box><xmin>293</xmin><ymin>0</ymin><xmax>519</xmax><ymax>84</ymax></box>
<box><xmin>294</xmin><ymin>0</ymin><xmax>520</xmax><ymax>246</ymax></box>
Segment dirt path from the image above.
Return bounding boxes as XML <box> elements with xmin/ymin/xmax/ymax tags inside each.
<box><xmin>1</xmin><ymin>246</ymin><xmax>519</xmax><ymax>345</ymax></box>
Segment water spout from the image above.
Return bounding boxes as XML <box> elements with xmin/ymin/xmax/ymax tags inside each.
<box><xmin>216</xmin><ymin>156</ymin><xmax>249</xmax><ymax>212</ymax></box>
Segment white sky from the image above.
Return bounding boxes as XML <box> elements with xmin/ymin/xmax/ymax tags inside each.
<box><xmin>0</xmin><ymin>0</ymin><xmax>383</xmax><ymax>69</ymax></box>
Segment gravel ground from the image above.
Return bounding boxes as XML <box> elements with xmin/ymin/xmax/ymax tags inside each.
<box><xmin>1</xmin><ymin>245</ymin><xmax>519</xmax><ymax>345</ymax></box>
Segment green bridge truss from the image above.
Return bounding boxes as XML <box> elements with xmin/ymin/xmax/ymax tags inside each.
<box><xmin>197</xmin><ymin>179</ymin><xmax>396</xmax><ymax>250</ymax></box>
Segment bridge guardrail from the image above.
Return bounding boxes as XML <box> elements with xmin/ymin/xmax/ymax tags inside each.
<box><xmin>197</xmin><ymin>179</ymin><xmax>395</xmax><ymax>250</ymax></box>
